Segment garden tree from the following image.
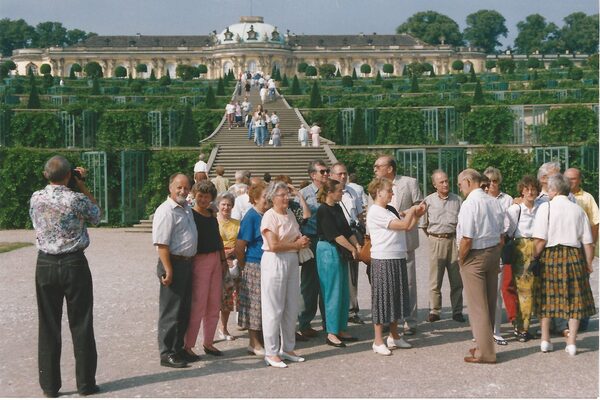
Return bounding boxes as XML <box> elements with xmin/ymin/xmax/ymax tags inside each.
<box><xmin>463</xmin><ymin>106</ymin><xmax>514</xmax><ymax>144</ymax></box>
<box><xmin>568</xmin><ymin>67</ymin><xmax>583</xmax><ymax>81</ymax></box>
<box><xmin>33</xmin><ymin>21</ymin><xmax>67</xmax><ymax>48</ymax></box>
<box><xmin>469</xmin><ymin>65</ymin><xmax>477</xmax><ymax>82</ymax></box>
<box><xmin>374</xmin><ymin>70</ymin><xmax>383</xmax><ymax>84</ymax></box>
<box><xmin>349</xmin><ymin>108</ymin><xmax>367</xmax><ymax>145</ymax></box>
<box><xmin>159</xmin><ymin>70</ymin><xmax>171</xmax><ymax>86</ymax></box>
<box><xmin>376</xmin><ymin>109</ymin><xmax>426</xmax><ymax>144</ymax></box>
<box><xmin>27</xmin><ymin>72</ymin><xmax>41</xmax><ymax>109</ymax></box>
<box><xmin>68</xmin><ymin>66</ymin><xmax>76</xmax><ymax>79</ymax></box>
<box><xmin>472</xmin><ymin>80</ymin><xmax>485</xmax><ymax>104</ymax></box>
<box><xmin>271</xmin><ymin>65</ymin><xmax>278</xmax><ymax>78</ymax></box>
<box><xmin>559</xmin><ymin>12</ymin><xmax>599</xmax><ymax>54</ymax></box>
<box><xmin>421</xmin><ymin>62</ymin><xmax>434</xmax><ymax>76</ymax></box>
<box><xmin>541</xmin><ymin>106</ymin><xmax>598</xmax><ymax>144</ymax></box>
<box><xmin>588</xmin><ymin>54</ymin><xmax>599</xmax><ymax>71</ymax></box>
<box><xmin>341</xmin><ymin>75</ymin><xmax>353</xmax><ymax>87</ymax></box>
<box><xmin>281</xmin><ymin>74</ymin><xmax>289</xmax><ymax>87</ymax></box>
<box><xmin>3</xmin><ymin>60</ymin><xmax>16</xmax><ymax>71</ymax></box>
<box><xmin>360</xmin><ymin>63</ymin><xmax>371</xmax><ymax>76</ymax></box>
<box><xmin>406</xmin><ymin>62</ymin><xmax>425</xmax><ymax>77</ymax></box>
<box><xmin>454</xmin><ymin>73</ymin><xmax>468</xmax><ymax>84</ymax></box>
<box><xmin>309</xmin><ymin>81</ymin><xmax>322</xmax><ymax>108</ymax></box>
<box><xmin>178</xmin><ymin>105</ymin><xmax>199</xmax><ymax>146</ymax></box>
<box><xmin>291</xmin><ymin>75</ymin><xmax>301</xmax><ymax>94</ymax></box>
<box><xmin>135</xmin><ymin>64</ymin><xmax>147</xmax><ymax>74</ymax></box>
<box><xmin>497</xmin><ymin>59</ymin><xmax>516</xmax><ymax>74</ymax></box>
<box><xmin>39</xmin><ymin>63</ymin><xmax>51</xmax><ymax>75</ymax></box>
<box><xmin>402</xmin><ymin>65</ymin><xmax>409</xmax><ymax>76</ymax></box>
<box><xmin>531</xmin><ymin>70</ymin><xmax>539</xmax><ymax>81</ymax></box>
<box><xmin>484</xmin><ymin>60</ymin><xmax>496</xmax><ymax>71</ymax></box>
<box><xmin>0</xmin><ymin>64</ymin><xmax>8</xmax><ymax>78</ymax></box>
<box><xmin>149</xmin><ymin>70</ymin><xmax>157</xmax><ymax>81</ymax></box>
<box><xmin>451</xmin><ymin>60</ymin><xmax>464</xmax><ymax>72</ymax></box>
<box><xmin>196</xmin><ymin>64</ymin><xmax>208</xmax><ymax>75</ymax></box>
<box><xmin>352</xmin><ymin>68</ymin><xmax>358</xmax><ymax>79</ymax></box>
<box><xmin>216</xmin><ymin>77</ymin><xmax>225</xmax><ymax>95</ymax></box>
<box><xmin>84</xmin><ymin>61</ymin><xmax>103</xmax><ymax>78</ymax></box>
<box><xmin>335</xmin><ymin>68</ymin><xmax>341</xmax><ymax>77</ymax></box>
<box><xmin>305</xmin><ymin>65</ymin><xmax>318</xmax><ymax>77</ymax></box>
<box><xmin>90</xmin><ymin>77</ymin><xmax>100</xmax><ymax>95</ymax></box>
<box><xmin>274</xmin><ymin>68</ymin><xmax>282</xmax><ymax>81</ymax></box>
<box><xmin>526</xmin><ymin>58</ymin><xmax>541</xmax><ymax>69</ymax></box>
<box><xmin>127</xmin><ymin>73</ymin><xmax>133</xmax><ymax>85</ymax></box>
<box><xmin>129</xmin><ymin>81</ymin><xmax>143</xmax><ymax>94</ymax></box>
<box><xmin>204</xmin><ymin>85</ymin><xmax>216</xmax><ymax>108</ymax></box>
<box><xmin>382</xmin><ymin>63</ymin><xmax>394</xmax><ymax>75</ymax></box>
<box><xmin>514</xmin><ymin>14</ymin><xmax>559</xmax><ymax>54</ymax></box>
<box><xmin>114</xmin><ymin>66</ymin><xmax>127</xmax><ymax>78</ymax></box>
<box><xmin>0</xmin><ymin>18</ymin><xmax>36</xmax><ymax>56</ymax></box>
<box><xmin>470</xmin><ymin>146</ymin><xmax>535</xmax><ymax>197</ymax></box>
<box><xmin>42</xmin><ymin>72</ymin><xmax>54</xmax><ymax>89</ymax></box>
<box><xmin>464</xmin><ymin>10</ymin><xmax>508</xmax><ymax>53</ymax></box>
<box><xmin>410</xmin><ymin>75</ymin><xmax>419</xmax><ymax>92</ymax></box>
<box><xmin>318</xmin><ymin>63</ymin><xmax>337</xmax><ymax>79</ymax></box>
<box><xmin>70</xmin><ymin>63</ymin><xmax>82</xmax><ymax>74</ymax></box>
<box><xmin>297</xmin><ymin>62</ymin><xmax>308</xmax><ymax>73</ymax></box>
<box><xmin>176</xmin><ymin>64</ymin><xmax>196</xmax><ymax>81</ymax></box>
<box><xmin>556</xmin><ymin>57</ymin><xmax>573</xmax><ymax>68</ymax></box>
<box><xmin>396</xmin><ymin>11</ymin><xmax>463</xmax><ymax>46</ymax></box>
<box><xmin>227</xmin><ymin>68</ymin><xmax>235</xmax><ymax>81</ymax></box>
<box><xmin>65</xmin><ymin>28</ymin><xmax>96</xmax><ymax>45</ymax></box>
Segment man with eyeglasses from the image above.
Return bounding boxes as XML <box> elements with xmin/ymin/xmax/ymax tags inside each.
<box><xmin>295</xmin><ymin>159</ymin><xmax>329</xmax><ymax>339</ymax></box>
<box><xmin>456</xmin><ymin>169</ymin><xmax>504</xmax><ymax>364</ymax></box>
<box><xmin>330</xmin><ymin>162</ymin><xmax>365</xmax><ymax>325</ymax></box>
<box><xmin>373</xmin><ymin>155</ymin><xmax>423</xmax><ymax>335</ymax></box>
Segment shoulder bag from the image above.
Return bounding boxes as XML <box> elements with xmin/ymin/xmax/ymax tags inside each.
<box><xmin>501</xmin><ymin>206</ymin><xmax>522</xmax><ymax>265</ymax></box>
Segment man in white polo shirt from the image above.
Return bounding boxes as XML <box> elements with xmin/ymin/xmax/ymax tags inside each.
<box><xmin>456</xmin><ymin>168</ymin><xmax>504</xmax><ymax>364</ymax></box>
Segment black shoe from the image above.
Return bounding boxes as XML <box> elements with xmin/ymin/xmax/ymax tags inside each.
<box><xmin>428</xmin><ymin>313</ymin><xmax>441</xmax><ymax>322</ymax></box>
<box><xmin>348</xmin><ymin>314</ymin><xmax>365</xmax><ymax>324</ymax></box>
<box><xmin>295</xmin><ymin>332</ymin><xmax>309</xmax><ymax>342</ymax></box>
<box><xmin>79</xmin><ymin>385</ymin><xmax>100</xmax><ymax>396</ymax></box>
<box><xmin>452</xmin><ymin>313</ymin><xmax>466</xmax><ymax>323</ymax></box>
<box><xmin>326</xmin><ymin>337</ymin><xmax>346</xmax><ymax>347</ymax></box>
<box><xmin>178</xmin><ymin>350</ymin><xmax>202</xmax><ymax>363</ymax></box>
<box><xmin>517</xmin><ymin>331</ymin><xmax>534</xmax><ymax>342</ymax></box>
<box><xmin>43</xmin><ymin>391</ymin><xmax>59</xmax><ymax>398</ymax></box>
<box><xmin>160</xmin><ymin>353</ymin><xmax>188</xmax><ymax>368</ymax></box>
<box><xmin>203</xmin><ymin>345</ymin><xmax>223</xmax><ymax>356</ymax></box>
<box><xmin>339</xmin><ymin>335</ymin><xmax>359</xmax><ymax>342</ymax></box>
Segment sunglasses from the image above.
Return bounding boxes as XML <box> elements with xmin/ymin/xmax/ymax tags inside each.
<box><xmin>317</xmin><ymin>169</ymin><xmax>330</xmax><ymax>175</ymax></box>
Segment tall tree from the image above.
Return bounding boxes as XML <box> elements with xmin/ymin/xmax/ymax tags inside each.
<box><xmin>27</xmin><ymin>71</ymin><xmax>41</xmax><ymax>109</ymax></box>
<box><xmin>0</xmin><ymin>18</ymin><xmax>35</xmax><ymax>56</ymax></box>
<box><xmin>65</xmin><ymin>29</ymin><xmax>96</xmax><ymax>45</ymax></box>
<box><xmin>514</xmin><ymin>14</ymin><xmax>559</xmax><ymax>54</ymax></box>
<box><xmin>464</xmin><ymin>10</ymin><xmax>508</xmax><ymax>53</ymax></box>
<box><xmin>309</xmin><ymin>81</ymin><xmax>322</xmax><ymax>108</ymax></box>
<box><xmin>291</xmin><ymin>75</ymin><xmax>301</xmax><ymax>95</ymax></box>
<box><xmin>396</xmin><ymin>11</ymin><xmax>463</xmax><ymax>46</ymax></box>
<box><xmin>33</xmin><ymin>21</ymin><xmax>67</xmax><ymax>47</ymax></box>
<box><xmin>559</xmin><ymin>12</ymin><xmax>599</xmax><ymax>54</ymax></box>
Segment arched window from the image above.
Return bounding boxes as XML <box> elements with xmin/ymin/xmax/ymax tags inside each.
<box><xmin>222</xmin><ymin>61</ymin><xmax>234</xmax><ymax>76</ymax></box>
<box><xmin>247</xmin><ymin>60</ymin><xmax>257</xmax><ymax>73</ymax></box>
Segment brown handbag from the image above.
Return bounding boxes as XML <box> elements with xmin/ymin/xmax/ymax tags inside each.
<box><xmin>358</xmin><ymin>234</ymin><xmax>371</xmax><ymax>265</ymax></box>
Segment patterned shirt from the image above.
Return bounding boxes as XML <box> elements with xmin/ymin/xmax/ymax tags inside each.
<box><xmin>30</xmin><ymin>184</ymin><xmax>101</xmax><ymax>255</ymax></box>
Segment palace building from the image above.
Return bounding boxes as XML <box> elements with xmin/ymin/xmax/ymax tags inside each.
<box><xmin>11</xmin><ymin>16</ymin><xmax>488</xmax><ymax>78</ymax></box>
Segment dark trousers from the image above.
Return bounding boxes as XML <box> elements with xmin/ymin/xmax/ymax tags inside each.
<box><xmin>157</xmin><ymin>258</ymin><xmax>193</xmax><ymax>358</ymax></box>
<box><xmin>298</xmin><ymin>237</ymin><xmax>326</xmax><ymax>331</ymax></box>
<box><xmin>35</xmin><ymin>250</ymin><xmax>97</xmax><ymax>394</ymax></box>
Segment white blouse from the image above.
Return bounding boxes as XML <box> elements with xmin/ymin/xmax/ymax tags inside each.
<box><xmin>505</xmin><ymin>201</ymin><xmax>542</xmax><ymax>239</ymax></box>
<box><xmin>532</xmin><ymin>195</ymin><xmax>593</xmax><ymax>248</ymax></box>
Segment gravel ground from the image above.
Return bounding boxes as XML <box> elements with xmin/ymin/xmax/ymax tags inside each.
<box><xmin>0</xmin><ymin>228</ymin><xmax>597</xmax><ymax>398</ymax></box>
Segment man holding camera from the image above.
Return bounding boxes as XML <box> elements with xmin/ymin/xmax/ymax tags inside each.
<box><xmin>330</xmin><ymin>162</ymin><xmax>365</xmax><ymax>324</ymax></box>
<box><xmin>30</xmin><ymin>156</ymin><xmax>101</xmax><ymax>397</ymax></box>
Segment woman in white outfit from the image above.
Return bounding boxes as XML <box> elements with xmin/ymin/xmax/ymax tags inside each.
<box><xmin>260</xmin><ymin>181</ymin><xmax>311</xmax><ymax>368</ymax></box>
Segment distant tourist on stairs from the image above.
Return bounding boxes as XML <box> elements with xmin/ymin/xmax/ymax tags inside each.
<box><xmin>226</xmin><ymin>100</ymin><xmax>236</xmax><ymax>130</ymax></box>
<box><xmin>310</xmin><ymin>123</ymin><xmax>321</xmax><ymax>147</ymax></box>
<box><xmin>271</xmin><ymin>123</ymin><xmax>282</xmax><ymax>147</ymax></box>
<box><xmin>298</xmin><ymin>124</ymin><xmax>309</xmax><ymax>147</ymax></box>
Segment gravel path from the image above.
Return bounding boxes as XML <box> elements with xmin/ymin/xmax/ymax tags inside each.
<box><xmin>0</xmin><ymin>228</ymin><xmax>597</xmax><ymax>398</ymax></box>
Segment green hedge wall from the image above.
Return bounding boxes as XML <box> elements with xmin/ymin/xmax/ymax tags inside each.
<box><xmin>8</xmin><ymin>112</ymin><xmax>62</xmax><ymax>147</ymax></box>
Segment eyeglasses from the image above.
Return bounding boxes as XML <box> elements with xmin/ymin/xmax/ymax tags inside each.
<box><xmin>317</xmin><ymin>169</ymin><xmax>330</xmax><ymax>175</ymax></box>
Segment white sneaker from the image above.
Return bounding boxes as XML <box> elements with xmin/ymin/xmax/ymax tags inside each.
<box><xmin>565</xmin><ymin>344</ymin><xmax>577</xmax><ymax>356</ymax></box>
<box><xmin>386</xmin><ymin>335</ymin><xmax>412</xmax><ymax>349</ymax></box>
<box><xmin>540</xmin><ymin>340</ymin><xmax>554</xmax><ymax>353</ymax></box>
<box><xmin>372</xmin><ymin>342</ymin><xmax>392</xmax><ymax>356</ymax></box>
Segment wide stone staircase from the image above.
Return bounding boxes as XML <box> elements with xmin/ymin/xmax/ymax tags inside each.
<box><xmin>206</xmin><ymin>85</ymin><xmax>336</xmax><ymax>184</ymax></box>
<box><xmin>125</xmin><ymin>84</ymin><xmax>337</xmax><ymax>232</ymax></box>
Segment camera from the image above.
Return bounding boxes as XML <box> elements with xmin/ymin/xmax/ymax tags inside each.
<box><xmin>67</xmin><ymin>169</ymin><xmax>84</xmax><ymax>191</ymax></box>
<box><xmin>350</xmin><ymin>220</ymin><xmax>366</xmax><ymax>235</ymax></box>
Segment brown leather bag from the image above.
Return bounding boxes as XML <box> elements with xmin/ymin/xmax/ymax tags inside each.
<box><xmin>358</xmin><ymin>234</ymin><xmax>371</xmax><ymax>265</ymax></box>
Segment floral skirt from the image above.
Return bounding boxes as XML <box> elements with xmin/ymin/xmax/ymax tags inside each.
<box><xmin>535</xmin><ymin>245</ymin><xmax>596</xmax><ymax>319</ymax></box>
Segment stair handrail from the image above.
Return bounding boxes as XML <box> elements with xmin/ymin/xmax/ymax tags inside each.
<box><xmin>323</xmin><ymin>144</ymin><xmax>338</xmax><ymax>165</ymax></box>
<box><xmin>206</xmin><ymin>144</ymin><xmax>220</xmax><ymax>174</ymax></box>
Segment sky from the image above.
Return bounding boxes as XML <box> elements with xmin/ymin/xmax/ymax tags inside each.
<box><xmin>1</xmin><ymin>0</ymin><xmax>598</xmax><ymax>49</ymax></box>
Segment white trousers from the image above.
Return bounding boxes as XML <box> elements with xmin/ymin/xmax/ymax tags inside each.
<box><xmin>261</xmin><ymin>251</ymin><xmax>300</xmax><ymax>356</ymax></box>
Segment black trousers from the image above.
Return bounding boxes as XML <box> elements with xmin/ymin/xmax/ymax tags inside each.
<box><xmin>157</xmin><ymin>258</ymin><xmax>193</xmax><ymax>358</ymax></box>
<box><xmin>35</xmin><ymin>250</ymin><xmax>97</xmax><ymax>394</ymax></box>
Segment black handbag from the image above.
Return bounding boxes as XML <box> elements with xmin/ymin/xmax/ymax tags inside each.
<box><xmin>501</xmin><ymin>206</ymin><xmax>521</xmax><ymax>265</ymax></box>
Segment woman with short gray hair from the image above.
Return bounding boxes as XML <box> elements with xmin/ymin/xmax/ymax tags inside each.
<box><xmin>533</xmin><ymin>174</ymin><xmax>596</xmax><ymax>356</ymax></box>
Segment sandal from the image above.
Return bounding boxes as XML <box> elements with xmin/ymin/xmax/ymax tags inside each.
<box><xmin>493</xmin><ymin>335</ymin><xmax>509</xmax><ymax>346</ymax></box>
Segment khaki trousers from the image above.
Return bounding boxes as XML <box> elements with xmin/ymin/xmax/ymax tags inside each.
<box><xmin>428</xmin><ymin>236</ymin><xmax>463</xmax><ymax>316</ymax></box>
<box><xmin>460</xmin><ymin>245</ymin><xmax>501</xmax><ymax>362</ymax></box>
